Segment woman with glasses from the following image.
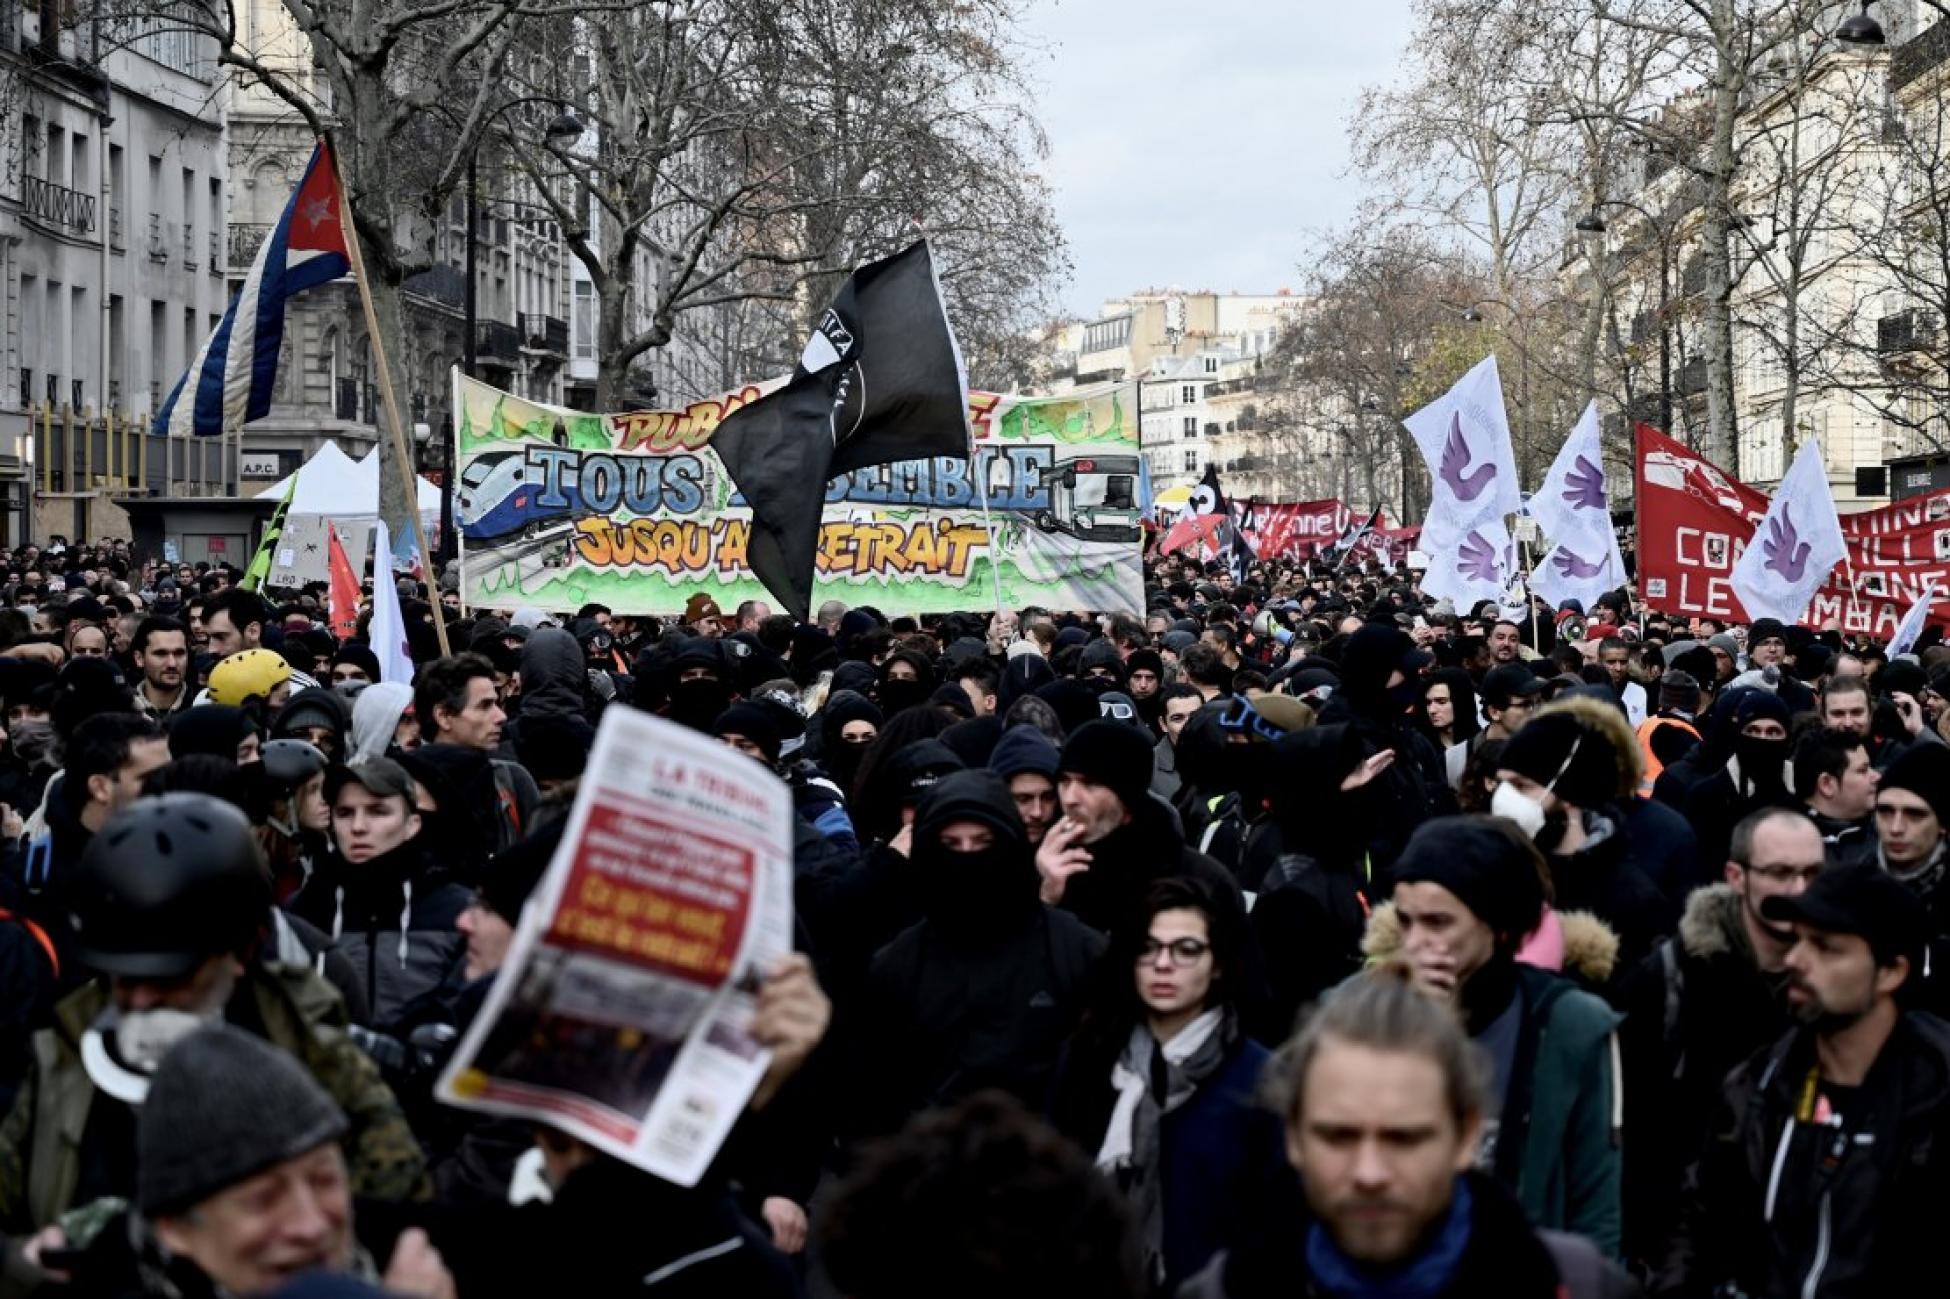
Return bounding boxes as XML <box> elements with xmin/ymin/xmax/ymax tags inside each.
<box><xmin>1049</xmin><ymin>875</ymin><xmax>1289</xmax><ymax>1293</ymax></box>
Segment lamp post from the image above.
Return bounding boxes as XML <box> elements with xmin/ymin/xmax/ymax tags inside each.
<box><xmin>1578</xmin><ymin>199</ymin><xmax>1674</xmax><ymax>434</ymax></box>
<box><xmin>1836</xmin><ymin>1</ymin><xmax>1884</xmax><ymax>45</ymax></box>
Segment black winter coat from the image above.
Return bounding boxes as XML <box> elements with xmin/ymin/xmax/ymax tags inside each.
<box><xmin>1659</xmin><ymin>1011</ymin><xmax>1950</xmax><ymax>1298</ymax></box>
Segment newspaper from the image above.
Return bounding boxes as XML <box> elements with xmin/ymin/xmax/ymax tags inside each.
<box><xmin>434</xmin><ymin>706</ymin><xmax>795</xmax><ymax>1187</ymax></box>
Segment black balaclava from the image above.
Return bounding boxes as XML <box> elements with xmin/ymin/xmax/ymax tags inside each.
<box><xmin>910</xmin><ymin>769</ymin><xmax>1040</xmax><ymax>942</ymax></box>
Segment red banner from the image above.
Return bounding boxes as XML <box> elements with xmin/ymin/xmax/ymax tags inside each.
<box><xmin>1235</xmin><ymin>499</ymin><xmax>1353</xmax><ymax>559</ymax></box>
<box><xmin>1635</xmin><ymin>424</ymin><xmax>1950</xmax><ymax>638</ymax></box>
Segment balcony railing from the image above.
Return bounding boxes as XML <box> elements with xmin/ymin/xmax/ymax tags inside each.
<box><xmin>109</xmin><ymin>204</ymin><xmax>123</xmax><ymax>248</ymax></box>
<box><xmin>477</xmin><ymin>319</ymin><xmax>523</xmax><ymax>360</ymax></box>
<box><xmin>147</xmin><ymin>213</ymin><xmax>167</xmax><ymax>261</ymax></box>
<box><xmin>403</xmin><ymin>263</ymin><xmax>466</xmax><ymax>311</ymax></box>
<box><xmin>22</xmin><ymin>175</ymin><xmax>96</xmax><ymax>234</ymax></box>
<box><xmin>521</xmin><ymin>312</ymin><xmax>569</xmax><ymax>356</ymax></box>
<box><xmin>1880</xmin><ymin>309</ymin><xmax>1939</xmax><ymax>354</ymax></box>
<box><xmin>228</xmin><ymin>223</ymin><xmax>271</xmax><ymax>267</ymax></box>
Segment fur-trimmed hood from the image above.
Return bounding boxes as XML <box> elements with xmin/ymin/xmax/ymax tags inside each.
<box><xmin>1677</xmin><ymin>882</ymin><xmax>1753</xmax><ymax>963</ymax></box>
<box><xmin>1362</xmin><ymin>899</ymin><xmax>1620</xmax><ymax>985</ymax></box>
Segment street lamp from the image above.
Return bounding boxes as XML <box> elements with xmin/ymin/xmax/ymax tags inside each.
<box><xmin>1579</xmin><ymin>198</ymin><xmax>1674</xmax><ymax>434</ymax></box>
<box><xmin>1836</xmin><ymin>2</ymin><xmax>1884</xmax><ymax>45</ymax></box>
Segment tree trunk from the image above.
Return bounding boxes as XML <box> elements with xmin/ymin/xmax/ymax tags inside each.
<box><xmin>1702</xmin><ymin>0</ymin><xmax>1742</xmax><ymax>474</ymax></box>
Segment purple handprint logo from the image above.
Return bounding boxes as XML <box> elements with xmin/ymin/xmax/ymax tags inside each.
<box><xmin>1553</xmin><ymin>548</ymin><xmax>1605</xmax><ymax>580</ymax></box>
<box><xmin>1440</xmin><ymin>413</ymin><xmax>1496</xmax><ymax>502</ymax></box>
<box><xmin>1563</xmin><ymin>455</ymin><xmax>1606</xmax><ymax>511</ymax></box>
<box><xmin>1457</xmin><ymin>530</ymin><xmax>1501</xmax><ymax>582</ymax></box>
<box><xmin>1761</xmin><ymin>506</ymin><xmax>1812</xmax><ymax>582</ymax></box>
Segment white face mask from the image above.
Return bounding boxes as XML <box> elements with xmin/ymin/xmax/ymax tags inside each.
<box><xmin>114</xmin><ymin>1008</ymin><xmax>213</xmax><ymax>1073</ymax></box>
<box><xmin>1491</xmin><ymin>782</ymin><xmax>1548</xmax><ymax>840</ymax></box>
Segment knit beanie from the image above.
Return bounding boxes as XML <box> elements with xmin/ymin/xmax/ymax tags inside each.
<box><xmin>1058</xmin><ymin>720</ymin><xmax>1155</xmax><ymax>815</ymax></box>
<box><xmin>1390</xmin><ymin>817</ymin><xmax>1546</xmax><ymax>943</ymax></box>
<box><xmin>1125</xmin><ymin>648</ymin><xmax>1165</xmax><ymax>680</ymax></box>
<box><xmin>514</xmin><ymin>712</ymin><xmax>598</xmax><ymax>785</ymax></box>
<box><xmin>137</xmin><ymin>1026</ymin><xmax>349</xmax><ymax>1216</ymax></box>
<box><xmin>1878</xmin><ymin>743</ymin><xmax>1950</xmax><ymax>825</ymax></box>
<box><xmin>712</xmin><ymin>703</ymin><xmax>782</xmax><ymax>762</ymax></box>
<box><xmin>1080</xmin><ymin>639</ymin><xmax>1126</xmax><ymax>682</ymax></box>
<box><xmin>1497</xmin><ymin>710</ymin><xmax>1621</xmax><ymax>809</ymax></box>
<box><xmin>989</xmin><ymin>725</ymin><xmax>1061</xmax><ymax>781</ymax></box>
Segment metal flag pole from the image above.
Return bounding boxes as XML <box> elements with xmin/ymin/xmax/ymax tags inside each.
<box><xmin>328</xmin><ymin>134</ymin><xmax>449</xmax><ymax>658</ymax></box>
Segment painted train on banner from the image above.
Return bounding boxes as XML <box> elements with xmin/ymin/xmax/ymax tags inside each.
<box><xmin>451</xmin><ymin>372</ymin><xmax>1146</xmax><ymax>616</ymax></box>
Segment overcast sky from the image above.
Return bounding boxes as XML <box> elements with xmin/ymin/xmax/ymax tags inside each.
<box><xmin>1016</xmin><ymin>0</ymin><xmax>1419</xmax><ymax>318</ymax></box>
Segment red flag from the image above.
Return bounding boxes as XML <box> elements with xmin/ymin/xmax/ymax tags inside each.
<box><xmin>328</xmin><ymin>524</ymin><xmax>360</xmax><ymax>639</ymax></box>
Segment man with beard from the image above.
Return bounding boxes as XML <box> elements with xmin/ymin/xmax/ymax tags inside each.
<box><xmin>1616</xmin><ymin>808</ymin><xmax>1824</xmax><ymax>1270</ymax></box>
<box><xmin>850</xmin><ymin>770</ymin><xmax>1103</xmax><ymax>1137</ymax></box>
<box><xmin>1662</xmin><ymin>864</ymin><xmax>1950</xmax><ymax>1296</ymax></box>
<box><xmin>129</xmin><ymin>616</ymin><xmax>192</xmax><ymax>721</ymax></box>
<box><xmin>1035</xmin><ymin>721</ymin><xmax>1240</xmax><ymax>935</ymax></box>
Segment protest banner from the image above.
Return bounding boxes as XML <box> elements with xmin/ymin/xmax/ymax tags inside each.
<box><xmin>435</xmin><ymin>707</ymin><xmax>795</xmax><ymax>1187</ymax></box>
<box><xmin>1636</xmin><ymin>423</ymin><xmax>1950</xmax><ymax>637</ymax></box>
<box><xmin>1234</xmin><ymin>499</ymin><xmax>1353</xmax><ymax>560</ymax></box>
<box><xmin>452</xmin><ymin>372</ymin><xmax>1146</xmax><ymax>616</ymax></box>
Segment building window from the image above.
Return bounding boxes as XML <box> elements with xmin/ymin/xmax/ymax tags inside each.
<box><xmin>1203</xmin><ymin>357</ymin><xmax>1218</xmax><ymax>373</ymax></box>
<box><xmin>1183</xmin><ymin>417</ymin><xmax>1197</xmax><ymax>437</ymax></box>
<box><xmin>573</xmin><ymin>281</ymin><xmax>595</xmax><ymax>361</ymax></box>
<box><xmin>1181</xmin><ymin>384</ymin><xmax>1196</xmax><ymax>404</ymax></box>
<box><xmin>1183</xmin><ymin>449</ymin><xmax>1198</xmax><ymax>471</ymax></box>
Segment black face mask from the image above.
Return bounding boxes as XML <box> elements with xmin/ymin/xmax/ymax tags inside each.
<box><xmin>667</xmin><ymin>678</ymin><xmax>733</xmax><ymax>731</ymax></box>
<box><xmin>877</xmin><ymin>678</ymin><xmax>932</xmax><ymax>717</ymax></box>
<box><xmin>1385</xmin><ymin>679</ymin><xmax>1421</xmax><ymax>714</ymax></box>
<box><xmin>916</xmin><ymin>842</ymin><xmax>1037</xmax><ymax>937</ymax></box>
<box><xmin>826</xmin><ymin>740</ymin><xmax>867</xmax><ymax>794</ymax></box>
<box><xmin>1734</xmin><ymin>734</ymin><xmax>1790</xmax><ymax>789</ymax></box>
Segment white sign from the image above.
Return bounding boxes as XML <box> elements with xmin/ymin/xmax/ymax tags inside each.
<box><xmin>241</xmin><ymin>454</ymin><xmax>282</xmax><ymax>479</ymax></box>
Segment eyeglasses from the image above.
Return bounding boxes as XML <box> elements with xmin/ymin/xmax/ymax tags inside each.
<box><xmin>1746</xmin><ymin>864</ymin><xmax>1823</xmax><ymax>886</ymax></box>
<box><xmin>1138</xmin><ymin>937</ymin><xmax>1211</xmax><ymax>966</ymax></box>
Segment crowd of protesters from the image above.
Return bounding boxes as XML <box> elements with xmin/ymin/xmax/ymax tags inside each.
<box><xmin>0</xmin><ymin>533</ymin><xmax>1939</xmax><ymax>1296</ymax></box>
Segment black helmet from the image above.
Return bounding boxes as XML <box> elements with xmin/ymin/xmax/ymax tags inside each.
<box><xmin>259</xmin><ymin>739</ymin><xmax>327</xmax><ymax>793</ymax></box>
<box><xmin>69</xmin><ymin>793</ymin><xmax>270</xmax><ymax>978</ymax></box>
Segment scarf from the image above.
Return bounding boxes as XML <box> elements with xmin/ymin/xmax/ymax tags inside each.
<box><xmin>1304</xmin><ymin>1176</ymin><xmax>1474</xmax><ymax>1299</ymax></box>
<box><xmin>1884</xmin><ymin>839</ymin><xmax>1949</xmax><ymax>905</ymax></box>
<box><xmin>1097</xmin><ymin>1007</ymin><xmax>1229</xmax><ymax>1284</ymax></box>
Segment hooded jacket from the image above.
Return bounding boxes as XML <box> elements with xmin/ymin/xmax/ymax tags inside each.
<box><xmin>287</xmin><ymin>837</ymin><xmax>470</xmax><ymax>1035</ymax></box>
<box><xmin>849</xmin><ymin>771</ymin><xmax>1105</xmax><ymax>1137</ymax></box>
<box><xmin>1615</xmin><ymin>884</ymin><xmax>1793</xmax><ymax>1269</ymax></box>
<box><xmin>1362</xmin><ymin>914</ymin><xmax>1623</xmax><ymax>1255</ymax></box>
<box><xmin>1661</xmin><ymin>1011</ymin><xmax>1950</xmax><ymax>1298</ymax></box>
<box><xmin>348</xmin><ymin>682</ymin><xmax>414</xmax><ymax>764</ymax></box>
<box><xmin>400</xmin><ymin>742</ymin><xmax>539</xmax><ymax>867</ymax></box>
<box><xmin>0</xmin><ymin>963</ymin><xmax>428</xmax><ymax>1235</ymax></box>
<box><xmin>268</xmin><ymin>686</ymin><xmax>350</xmax><ymax>754</ymax></box>
<box><xmin>509</xmin><ymin>627</ymin><xmax>590</xmax><ymax>727</ymax></box>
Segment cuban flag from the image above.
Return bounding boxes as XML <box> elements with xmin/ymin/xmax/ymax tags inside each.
<box><xmin>156</xmin><ymin>139</ymin><xmax>352</xmax><ymax>436</ymax></box>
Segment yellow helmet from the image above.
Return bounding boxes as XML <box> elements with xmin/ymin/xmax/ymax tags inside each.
<box><xmin>208</xmin><ymin>648</ymin><xmax>292</xmax><ymax>707</ymax></box>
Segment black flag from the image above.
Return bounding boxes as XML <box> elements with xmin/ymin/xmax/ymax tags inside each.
<box><xmin>710</xmin><ymin>241</ymin><xmax>971</xmax><ymax>619</ymax></box>
<box><xmin>1188</xmin><ymin>464</ymin><xmax>1255</xmax><ymax>580</ymax></box>
<box><xmin>1329</xmin><ymin>506</ymin><xmax>1383</xmax><ymax>561</ymax></box>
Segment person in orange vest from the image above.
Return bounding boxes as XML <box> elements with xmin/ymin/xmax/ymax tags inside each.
<box><xmin>1637</xmin><ymin>669</ymin><xmax>1704</xmax><ymax>796</ymax></box>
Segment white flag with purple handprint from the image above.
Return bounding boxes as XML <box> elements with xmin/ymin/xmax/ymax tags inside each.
<box><xmin>1402</xmin><ymin>354</ymin><xmax>1524</xmax><ymax>532</ymax></box>
<box><xmin>1888</xmin><ymin>581</ymin><xmax>1939</xmax><ymax>657</ymax></box>
<box><xmin>1419</xmin><ymin>512</ymin><xmax>1515</xmax><ymax>612</ymax></box>
<box><xmin>1530</xmin><ymin>401</ymin><xmax>1615</xmax><ymax>553</ymax></box>
<box><xmin>1729</xmin><ymin>438</ymin><xmax>1848</xmax><ymax>625</ymax></box>
<box><xmin>1532</xmin><ymin>536</ymin><xmax>1625</xmax><ymax>615</ymax></box>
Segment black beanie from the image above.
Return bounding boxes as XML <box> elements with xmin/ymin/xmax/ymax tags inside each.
<box><xmin>137</xmin><ymin>1026</ymin><xmax>349</xmax><ymax>1216</ymax></box>
<box><xmin>1878</xmin><ymin>743</ymin><xmax>1950</xmax><ymax>825</ymax></box>
<box><xmin>1498</xmin><ymin>710</ymin><xmax>1621</xmax><ymax>810</ymax></box>
<box><xmin>1058</xmin><ymin>720</ymin><xmax>1155</xmax><ymax>815</ymax></box>
<box><xmin>1126</xmin><ymin>648</ymin><xmax>1164</xmax><ymax>680</ymax></box>
<box><xmin>712</xmin><ymin>702</ymin><xmax>782</xmax><ymax>762</ymax></box>
<box><xmin>1390</xmin><ymin>816</ymin><xmax>1546</xmax><ymax>942</ymax></box>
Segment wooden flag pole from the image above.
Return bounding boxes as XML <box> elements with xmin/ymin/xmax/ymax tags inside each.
<box><xmin>328</xmin><ymin>136</ymin><xmax>451</xmax><ymax>659</ymax></box>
